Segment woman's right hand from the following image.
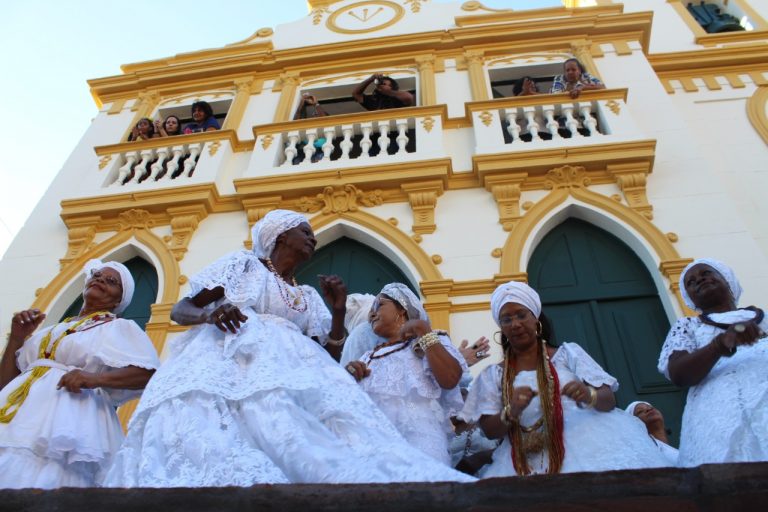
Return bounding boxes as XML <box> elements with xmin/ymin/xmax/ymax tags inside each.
<box><xmin>508</xmin><ymin>386</ymin><xmax>537</xmax><ymax>419</ymax></box>
<box><xmin>345</xmin><ymin>360</ymin><xmax>370</xmax><ymax>381</ymax></box>
<box><xmin>9</xmin><ymin>309</ymin><xmax>45</xmax><ymax>343</ymax></box>
<box><xmin>717</xmin><ymin>320</ymin><xmax>764</xmax><ymax>352</ymax></box>
<box><xmin>207</xmin><ymin>303</ymin><xmax>248</xmax><ymax>333</ymax></box>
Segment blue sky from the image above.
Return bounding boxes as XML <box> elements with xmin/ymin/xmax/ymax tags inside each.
<box><xmin>0</xmin><ymin>0</ymin><xmax>560</xmax><ymax>257</ymax></box>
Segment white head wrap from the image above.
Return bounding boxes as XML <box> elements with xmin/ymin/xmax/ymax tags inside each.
<box><xmin>380</xmin><ymin>283</ymin><xmax>427</xmax><ymax>321</ymax></box>
<box><xmin>83</xmin><ymin>259</ymin><xmax>135</xmax><ymax>314</ymax></box>
<box><xmin>679</xmin><ymin>258</ymin><xmax>742</xmax><ymax>311</ymax></box>
<box><xmin>251</xmin><ymin>209</ymin><xmax>308</xmax><ymax>259</ymax></box>
<box><xmin>344</xmin><ymin>293</ymin><xmax>376</xmax><ymax>332</ymax></box>
<box><xmin>490</xmin><ymin>281</ymin><xmax>542</xmax><ymax>326</ymax></box>
<box><xmin>625</xmin><ymin>401</ymin><xmax>652</xmax><ymax>416</ymax></box>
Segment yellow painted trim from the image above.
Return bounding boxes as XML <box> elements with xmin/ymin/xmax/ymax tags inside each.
<box><xmin>94</xmin><ymin>129</ymin><xmax>252</xmax><ymax>156</ymax></box>
<box><xmin>747</xmin><ymin>86</ymin><xmax>768</xmax><ymax>146</ymax></box>
<box><xmin>325</xmin><ymin>0</ymin><xmax>406</xmax><ymax>35</ymax></box>
<box><xmin>455</xmin><ymin>3</ymin><xmax>624</xmax><ymax>27</ymax></box>
<box><xmin>107</xmin><ymin>98</ymin><xmax>126</xmax><ymax>116</ymax></box>
<box><xmin>221</xmin><ymin>78</ymin><xmax>256</xmax><ymax>130</ymax></box>
<box><xmin>416</xmin><ymin>55</ymin><xmax>438</xmax><ymax>106</ymax></box>
<box><xmin>465</xmin><ymin>87</ymin><xmax>628</xmax><ymax>116</ymax></box>
<box><xmin>449</xmin><ymin>301</ymin><xmax>490</xmax><ymax>313</ymax></box>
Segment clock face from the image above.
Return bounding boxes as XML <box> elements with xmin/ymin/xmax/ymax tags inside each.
<box><xmin>326</xmin><ymin>0</ymin><xmax>406</xmax><ymax>34</ymax></box>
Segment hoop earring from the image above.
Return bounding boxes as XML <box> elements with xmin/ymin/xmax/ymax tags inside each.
<box><xmin>536</xmin><ymin>321</ymin><xmax>543</xmax><ymax>338</ymax></box>
<box><xmin>493</xmin><ymin>331</ymin><xmax>503</xmax><ymax>344</ymax></box>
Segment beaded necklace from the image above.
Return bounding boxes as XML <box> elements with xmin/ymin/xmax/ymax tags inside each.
<box><xmin>265</xmin><ymin>258</ymin><xmax>307</xmax><ymax>313</ymax></box>
<box><xmin>0</xmin><ymin>311</ymin><xmax>114</xmax><ymax>423</ymax></box>
<box><xmin>365</xmin><ymin>339</ymin><xmax>411</xmax><ymax>364</ymax></box>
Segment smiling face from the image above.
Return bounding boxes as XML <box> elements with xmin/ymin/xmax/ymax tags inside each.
<box><xmin>633</xmin><ymin>403</ymin><xmax>665</xmax><ymax>433</ymax></box>
<box><xmin>370</xmin><ymin>294</ymin><xmax>407</xmax><ymax>339</ymax></box>
<box><xmin>683</xmin><ymin>263</ymin><xmax>733</xmax><ymax>311</ymax></box>
<box><xmin>564</xmin><ymin>60</ymin><xmax>582</xmax><ymax>83</ymax></box>
<box><xmin>191</xmin><ymin>106</ymin><xmax>207</xmax><ymax>122</ymax></box>
<box><xmin>498</xmin><ymin>302</ymin><xmax>538</xmax><ymax>353</ymax></box>
<box><xmin>83</xmin><ymin>267</ymin><xmax>123</xmax><ymax>311</ymax></box>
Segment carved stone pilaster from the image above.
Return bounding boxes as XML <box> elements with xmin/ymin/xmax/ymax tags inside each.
<box><xmin>607</xmin><ymin>163</ymin><xmax>653</xmax><ymax>219</ymax></box>
<box><xmin>164</xmin><ymin>205</ymin><xmax>208</xmax><ymax>261</ymax></box>
<box><xmin>297</xmin><ymin>185</ymin><xmax>383</xmax><ymax>215</ymax></box>
<box><xmin>242</xmin><ymin>196</ymin><xmax>283</xmax><ymax>250</ymax></box>
<box><xmin>485</xmin><ymin>174</ymin><xmax>527</xmax><ymax>231</ymax></box>
<box><xmin>420</xmin><ymin>279</ymin><xmax>453</xmax><ymax>331</ymax></box>
<box><xmin>660</xmin><ymin>258</ymin><xmax>695</xmax><ymax>315</ymax></box>
<box><xmin>464</xmin><ymin>50</ymin><xmax>489</xmax><ymax>101</ymax></box>
<box><xmin>60</xmin><ymin>216</ymin><xmax>100</xmax><ymax>269</ymax></box>
<box><xmin>415</xmin><ymin>55</ymin><xmax>437</xmax><ymax>106</ymax></box>
<box><xmin>401</xmin><ymin>181</ymin><xmax>444</xmax><ymax>234</ymax></box>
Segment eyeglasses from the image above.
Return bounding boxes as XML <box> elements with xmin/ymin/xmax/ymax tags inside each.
<box><xmin>90</xmin><ymin>271</ymin><xmax>122</xmax><ymax>288</ymax></box>
<box><xmin>370</xmin><ymin>297</ymin><xmax>395</xmax><ymax>313</ymax></box>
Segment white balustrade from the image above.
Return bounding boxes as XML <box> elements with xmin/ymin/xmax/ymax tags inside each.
<box><xmin>108</xmin><ymin>142</ymin><xmax>204</xmax><ymax>187</ymax></box>
<box><xmin>500</xmin><ymin>99</ymin><xmax>602</xmax><ymax>145</ymax></box>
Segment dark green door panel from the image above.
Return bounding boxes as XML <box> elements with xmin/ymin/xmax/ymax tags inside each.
<box><xmin>528</xmin><ymin>218</ymin><xmax>685</xmax><ymax>445</ymax></box>
<box><xmin>296</xmin><ymin>237</ymin><xmax>416</xmax><ymax>297</ymax></box>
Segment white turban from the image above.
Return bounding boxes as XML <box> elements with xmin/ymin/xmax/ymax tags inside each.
<box><xmin>83</xmin><ymin>259</ymin><xmax>135</xmax><ymax>314</ymax></box>
<box><xmin>490</xmin><ymin>281</ymin><xmax>541</xmax><ymax>326</ymax></box>
<box><xmin>380</xmin><ymin>283</ymin><xmax>427</xmax><ymax>322</ymax></box>
<box><xmin>251</xmin><ymin>209</ymin><xmax>308</xmax><ymax>259</ymax></box>
<box><xmin>344</xmin><ymin>293</ymin><xmax>376</xmax><ymax>332</ymax></box>
<box><xmin>625</xmin><ymin>401</ymin><xmax>651</xmax><ymax>416</ymax></box>
<box><xmin>679</xmin><ymin>258</ymin><xmax>742</xmax><ymax>311</ymax></box>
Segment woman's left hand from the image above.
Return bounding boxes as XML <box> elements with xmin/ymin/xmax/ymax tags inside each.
<box><xmin>57</xmin><ymin>370</ymin><xmax>99</xmax><ymax>393</ymax></box>
<box><xmin>318</xmin><ymin>275</ymin><xmax>347</xmax><ymax>312</ymax></box>
<box><xmin>399</xmin><ymin>319</ymin><xmax>431</xmax><ymax>341</ymax></box>
<box><xmin>562</xmin><ymin>380</ymin><xmax>591</xmax><ymax>404</ymax></box>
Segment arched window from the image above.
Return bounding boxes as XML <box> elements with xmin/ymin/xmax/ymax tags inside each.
<box><xmin>527</xmin><ymin>218</ymin><xmax>685</xmax><ymax>444</ymax></box>
<box><xmin>296</xmin><ymin>236</ymin><xmax>416</xmax><ymax>297</ymax></box>
<box><xmin>59</xmin><ymin>256</ymin><xmax>159</xmax><ymax>330</ymax></box>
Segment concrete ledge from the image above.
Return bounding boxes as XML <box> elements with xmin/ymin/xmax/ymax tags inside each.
<box><xmin>1</xmin><ymin>462</ymin><xmax>767</xmax><ymax>512</ymax></box>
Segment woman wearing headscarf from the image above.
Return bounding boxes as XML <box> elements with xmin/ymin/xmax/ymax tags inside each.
<box><xmin>104</xmin><ymin>210</ymin><xmax>473</xmax><ymax>486</ymax></box>
<box><xmin>0</xmin><ymin>260</ymin><xmax>159</xmax><ymax>489</ymax></box>
<box><xmin>345</xmin><ymin>283</ymin><xmax>466</xmax><ymax>465</ymax></box>
<box><xmin>658</xmin><ymin>258</ymin><xmax>768</xmax><ymax>466</ymax></box>
<box><xmin>625</xmin><ymin>401</ymin><xmax>679</xmax><ymax>466</ymax></box>
<box><xmin>460</xmin><ymin>281</ymin><xmax>668</xmax><ymax>476</ymax></box>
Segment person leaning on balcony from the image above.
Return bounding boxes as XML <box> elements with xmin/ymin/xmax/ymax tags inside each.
<box><xmin>183</xmin><ymin>101</ymin><xmax>220</xmax><ymax>134</ymax></box>
<box><xmin>128</xmin><ymin>117</ymin><xmax>156</xmax><ymax>141</ymax></box>
<box><xmin>625</xmin><ymin>401</ymin><xmax>679</xmax><ymax>466</ymax></box>
<box><xmin>154</xmin><ymin>115</ymin><xmax>183</xmax><ymax>137</ymax></box>
<box><xmin>458</xmin><ymin>281</ymin><xmax>670</xmax><ymax>477</ymax></box>
<box><xmin>0</xmin><ymin>259</ymin><xmax>159</xmax><ymax>489</ymax></box>
<box><xmin>658</xmin><ymin>258</ymin><xmax>768</xmax><ymax>467</ymax></box>
<box><xmin>353</xmin><ymin>73</ymin><xmax>414</xmax><ymax>111</ymax></box>
<box><xmin>513</xmin><ymin>76</ymin><xmax>539</xmax><ymax>96</ymax></box>
<box><xmin>291</xmin><ymin>93</ymin><xmax>328</xmax><ymax>163</ymax></box>
<box><xmin>550</xmin><ymin>58</ymin><xmax>605</xmax><ymax>99</ymax></box>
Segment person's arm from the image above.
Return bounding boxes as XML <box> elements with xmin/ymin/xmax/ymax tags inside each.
<box><xmin>353</xmin><ymin>74</ymin><xmax>377</xmax><ymax>104</ymax></box>
<box><xmin>459</xmin><ymin>336</ymin><xmax>490</xmax><ymax>366</ymax></box>
<box><xmin>668</xmin><ymin>321</ymin><xmax>761</xmax><ymax>386</ymax></box>
<box><xmin>561</xmin><ymin>381</ymin><xmax>615</xmax><ymax>412</ymax></box>
<box><xmin>170</xmin><ymin>286</ymin><xmax>248</xmax><ymax>333</ymax></box>
<box><xmin>318</xmin><ymin>275</ymin><xmax>347</xmax><ymax>360</ymax></box>
<box><xmin>478</xmin><ymin>385</ymin><xmax>536</xmax><ymax>439</ymax></box>
<box><xmin>293</xmin><ymin>98</ymin><xmax>307</xmax><ymax>120</ymax></box>
<box><xmin>57</xmin><ymin>366</ymin><xmax>155</xmax><ymax>393</ymax></box>
<box><xmin>382</xmin><ymin>88</ymin><xmax>414</xmax><ymax>106</ymax></box>
<box><xmin>400</xmin><ymin>321</ymin><xmax>462</xmax><ymax>388</ymax></box>
<box><xmin>0</xmin><ymin>309</ymin><xmax>46</xmax><ymax>389</ymax></box>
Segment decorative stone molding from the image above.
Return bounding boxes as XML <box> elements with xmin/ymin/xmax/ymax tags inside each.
<box><xmin>464</xmin><ymin>50</ymin><xmax>489</xmax><ymax>101</ymax></box>
<box><xmin>60</xmin><ymin>217</ymin><xmax>100</xmax><ymax>269</ymax></box>
<box><xmin>485</xmin><ymin>173</ymin><xmax>527</xmax><ymax>231</ymax></box>
<box><xmin>405</xmin><ymin>0</ymin><xmax>427</xmax><ymax>13</ymax></box>
<box><xmin>544</xmin><ymin>165</ymin><xmax>591</xmax><ymax>190</ymax></box>
<box><xmin>660</xmin><ymin>258</ymin><xmax>695</xmax><ymax>315</ymax></box>
<box><xmin>607</xmin><ymin>162</ymin><xmax>653</xmax><ymax>219</ymax></box>
<box><xmin>117</xmin><ymin>209</ymin><xmax>155</xmax><ymax>231</ymax></box>
<box><xmin>98</xmin><ymin>155</ymin><xmax>112</xmax><ymax>170</ymax></box>
<box><xmin>164</xmin><ymin>205</ymin><xmax>208</xmax><ymax>261</ymax></box>
<box><xmin>420</xmin><ymin>279</ymin><xmax>453</xmax><ymax>331</ymax></box>
<box><xmin>297</xmin><ymin>184</ymin><xmax>384</xmax><ymax>214</ymax></box>
<box><xmin>242</xmin><ymin>196</ymin><xmax>283</xmax><ymax>249</ymax></box>
<box><xmin>401</xmin><ymin>181</ymin><xmax>444</xmax><ymax>234</ymax></box>
<box><xmin>415</xmin><ymin>55</ymin><xmax>437</xmax><ymax>106</ymax></box>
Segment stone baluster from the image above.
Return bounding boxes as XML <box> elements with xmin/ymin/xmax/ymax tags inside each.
<box><xmin>284</xmin><ymin>131</ymin><xmax>300</xmax><ymax>166</ymax></box>
<box><xmin>126</xmin><ymin>149</ymin><xmax>154</xmax><ymax>184</ymax></box>
<box><xmin>303</xmin><ymin>130</ymin><xmax>318</xmax><ymax>163</ymax></box>
<box><xmin>395</xmin><ymin>119</ymin><xmax>409</xmax><ymax>154</ymax></box>
<box><xmin>504</xmin><ymin>109</ymin><xmax>521</xmax><ymax>142</ymax></box>
<box><xmin>149</xmin><ymin>146</ymin><xmax>169</xmax><ymax>181</ymax></box>
<box><xmin>322</xmin><ymin>127</ymin><xmax>336</xmax><ymax>159</ymax></box>
<box><xmin>339</xmin><ymin>124</ymin><xmax>354</xmax><ymax>160</ymax></box>
<box><xmin>580</xmin><ymin>104</ymin><xmax>598</xmax><ymax>136</ymax></box>
<box><xmin>360</xmin><ymin>122</ymin><xmax>373</xmax><ymax>157</ymax></box>
<box><xmin>183</xmin><ymin>143</ymin><xmax>202</xmax><ymax>177</ymax></box>
<box><xmin>561</xmin><ymin>104</ymin><xmax>581</xmax><ymax>137</ymax></box>
<box><xmin>543</xmin><ymin>105</ymin><xmax>560</xmax><ymax>139</ymax></box>
<box><xmin>114</xmin><ymin>151</ymin><xmax>138</xmax><ymax>186</ymax></box>
<box><xmin>164</xmin><ymin>146</ymin><xmax>184</xmax><ymax>180</ymax></box>
<box><xmin>522</xmin><ymin>106</ymin><xmax>540</xmax><ymax>141</ymax></box>
<box><xmin>377</xmin><ymin>122</ymin><xmax>390</xmax><ymax>156</ymax></box>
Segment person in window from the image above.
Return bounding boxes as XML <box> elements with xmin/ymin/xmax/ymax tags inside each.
<box><xmin>658</xmin><ymin>258</ymin><xmax>768</xmax><ymax>467</ymax></box>
<box><xmin>128</xmin><ymin>117</ymin><xmax>156</xmax><ymax>141</ymax></box>
<box><xmin>353</xmin><ymin>73</ymin><xmax>414</xmax><ymax>111</ymax></box>
<box><xmin>625</xmin><ymin>401</ymin><xmax>678</xmax><ymax>466</ymax></box>
<box><xmin>550</xmin><ymin>58</ymin><xmax>605</xmax><ymax>99</ymax></box>
<box><xmin>513</xmin><ymin>76</ymin><xmax>539</xmax><ymax>96</ymax></box>
<box><xmin>0</xmin><ymin>260</ymin><xmax>159</xmax><ymax>489</ymax></box>
<box><xmin>291</xmin><ymin>93</ymin><xmax>328</xmax><ymax>163</ymax></box>
<box><xmin>183</xmin><ymin>101</ymin><xmax>220</xmax><ymax>134</ymax></box>
<box><xmin>154</xmin><ymin>115</ymin><xmax>183</xmax><ymax>137</ymax></box>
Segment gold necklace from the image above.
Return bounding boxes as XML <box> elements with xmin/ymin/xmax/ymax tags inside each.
<box><xmin>265</xmin><ymin>258</ymin><xmax>307</xmax><ymax>312</ymax></box>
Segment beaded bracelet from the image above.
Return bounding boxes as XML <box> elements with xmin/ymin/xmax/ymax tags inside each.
<box><xmin>326</xmin><ymin>333</ymin><xmax>347</xmax><ymax>347</ymax></box>
<box><xmin>416</xmin><ymin>331</ymin><xmax>441</xmax><ymax>352</ymax></box>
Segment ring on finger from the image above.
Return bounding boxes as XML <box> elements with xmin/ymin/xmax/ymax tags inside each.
<box><xmin>475</xmin><ymin>350</ymin><xmax>484</xmax><ymax>358</ymax></box>
<box><xmin>734</xmin><ymin>323</ymin><xmax>747</xmax><ymax>334</ymax></box>
<box><xmin>346</xmin><ymin>365</ymin><xmax>356</xmax><ymax>375</ymax></box>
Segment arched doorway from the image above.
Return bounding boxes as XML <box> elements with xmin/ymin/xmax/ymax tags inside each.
<box><xmin>296</xmin><ymin>236</ymin><xmax>416</xmax><ymax>297</ymax></box>
<box><xmin>527</xmin><ymin>218</ymin><xmax>685</xmax><ymax>444</ymax></box>
<box><xmin>59</xmin><ymin>256</ymin><xmax>159</xmax><ymax>330</ymax></box>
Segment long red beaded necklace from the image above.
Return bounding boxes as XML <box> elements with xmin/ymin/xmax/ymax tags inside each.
<box><xmin>265</xmin><ymin>258</ymin><xmax>307</xmax><ymax>312</ymax></box>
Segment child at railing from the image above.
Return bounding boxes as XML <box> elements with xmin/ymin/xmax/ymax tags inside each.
<box><xmin>128</xmin><ymin>118</ymin><xmax>155</xmax><ymax>141</ymax></box>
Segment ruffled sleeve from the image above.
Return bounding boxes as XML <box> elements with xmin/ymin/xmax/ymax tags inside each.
<box><xmin>422</xmin><ymin>335</ymin><xmax>468</xmax><ymax>417</ymax></box>
<box><xmin>300</xmin><ymin>285</ymin><xmax>332</xmax><ymax>344</ymax></box>
<box><xmin>657</xmin><ymin>317</ymin><xmax>699</xmax><ymax>379</ymax></box>
<box><xmin>558</xmin><ymin>342</ymin><xmax>619</xmax><ymax>392</ymax></box>
<box><xmin>458</xmin><ymin>364</ymin><xmax>503</xmax><ymax>422</ymax></box>
<box><xmin>187</xmin><ymin>250</ymin><xmax>269</xmax><ymax>308</ymax></box>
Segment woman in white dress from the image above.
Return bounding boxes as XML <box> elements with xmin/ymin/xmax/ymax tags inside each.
<box><xmin>460</xmin><ymin>281</ymin><xmax>668</xmax><ymax>476</ymax></box>
<box><xmin>625</xmin><ymin>401</ymin><xmax>679</xmax><ymax>466</ymax></box>
<box><xmin>104</xmin><ymin>210</ymin><xmax>474</xmax><ymax>486</ymax></box>
<box><xmin>344</xmin><ymin>283</ymin><xmax>466</xmax><ymax>465</ymax></box>
<box><xmin>0</xmin><ymin>260</ymin><xmax>160</xmax><ymax>489</ymax></box>
<box><xmin>658</xmin><ymin>258</ymin><xmax>768</xmax><ymax>466</ymax></box>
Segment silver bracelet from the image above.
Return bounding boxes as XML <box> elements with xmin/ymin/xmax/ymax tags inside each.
<box><xmin>326</xmin><ymin>333</ymin><xmax>347</xmax><ymax>346</ymax></box>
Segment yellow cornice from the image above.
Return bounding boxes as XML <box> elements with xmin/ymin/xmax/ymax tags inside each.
<box><xmin>88</xmin><ymin>10</ymin><xmax>652</xmax><ymax>104</ymax></box>
<box><xmin>649</xmin><ymin>44</ymin><xmax>768</xmax><ymax>75</ymax></box>
<box><xmin>93</xmin><ymin>129</ymin><xmax>253</xmax><ymax>157</ymax></box>
<box><xmin>454</xmin><ymin>4</ymin><xmax>624</xmax><ymax>27</ymax></box>
<box><xmin>120</xmin><ymin>42</ymin><xmax>274</xmax><ymax>74</ymax></box>
<box><xmin>464</xmin><ymin>87</ymin><xmax>629</xmax><ymax>116</ymax></box>
<box><xmin>252</xmin><ymin>104</ymin><xmax>447</xmax><ymax>137</ymax></box>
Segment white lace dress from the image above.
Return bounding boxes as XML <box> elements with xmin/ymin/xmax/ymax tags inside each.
<box><xmin>357</xmin><ymin>335</ymin><xmax>467</xmax><ymax>465</ymax></box>
<box><xmin>103</xmin><ymin>251</ymin><xmax>474</xmax><ymax>486</ymax></box>
<box><xmin>658</xmin><ymin>312</ymin><xmax>768</xmax><ymax>466</ymax></box>
<box><xmin>0</xmin><ymin>318</ymin><xmax>160</xmax><ymax>489</ymax></box>
<box><xmin>460</xmin><ymin>343</ymin><xmax>670</xmax><ymax>476</ymax></box>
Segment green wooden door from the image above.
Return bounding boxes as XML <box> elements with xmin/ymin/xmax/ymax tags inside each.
<box><xmin>296</xmin><ymin>237</ymin><xmax>416</xmax><ymax>297</ymax></box>
<box><xmin>59</xmin><ymin>256</ymin><xmax>159</xmax><ymax>330</ymax></box>
<box><xmin>528</xmin><ymin>218</ymin><xmax>685</xmax><ymax>445</ymax></box>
